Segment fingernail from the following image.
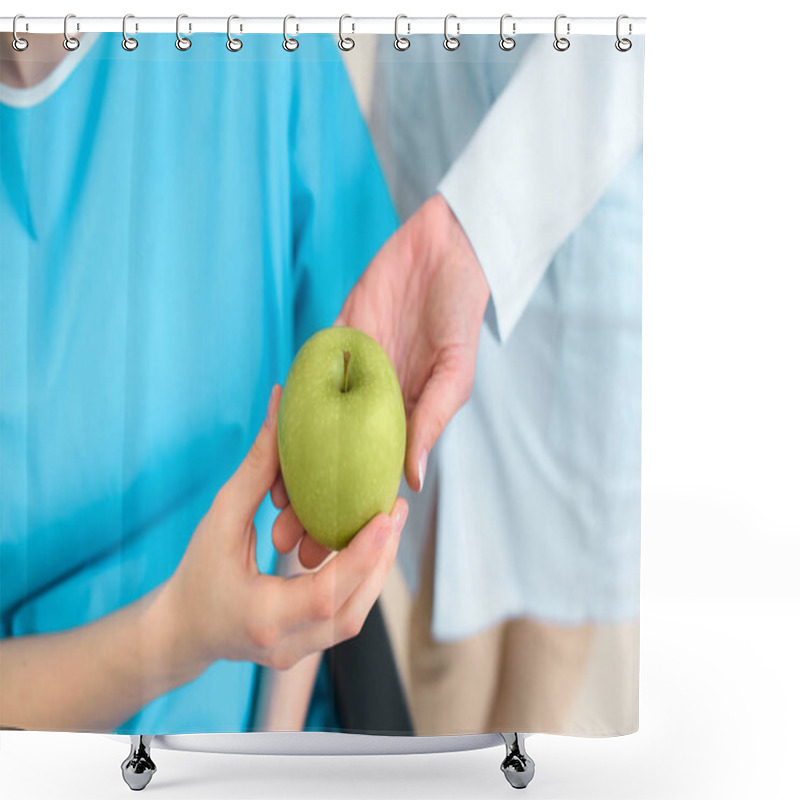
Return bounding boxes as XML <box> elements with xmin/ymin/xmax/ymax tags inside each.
<box><xmin>392</xmin><ymin>502</ymin><xmax>409</xmax><ymax>533</ymax></box>
<box><xmin>418</xmin><ymin>449</ymin><xmax>428</xmax><ymax>492</ymax></box>
<box><xmin>374</xmin><ymin>519</ymin><xmax>392</xmax><ymax>548</ymax></box>
<box><xmin>266</xmin><ymin>385</ymin><xmax>279</xmax><ymax>428</ymax></box>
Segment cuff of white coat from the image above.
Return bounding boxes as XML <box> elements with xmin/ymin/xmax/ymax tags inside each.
<box><xmin>437</xmin><ymin>174</ymin><xmax>552</xmax><ymax>345</ymax></box>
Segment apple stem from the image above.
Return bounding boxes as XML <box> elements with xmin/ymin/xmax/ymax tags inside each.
<box><xmin>342</xmin><ymin>350</ymin><xmax>351</xmax><ymax>393</ymax></box>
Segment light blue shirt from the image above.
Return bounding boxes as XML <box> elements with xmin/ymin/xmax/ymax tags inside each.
<box><xmin>0</xmin><ymin>33</ymin><xmax>397</xmax><ymax>732</ymax></box>
<box><xmin>371</xmin><ymin>35</ymin><xmax>643</xmax><ymax>639</ymax></box>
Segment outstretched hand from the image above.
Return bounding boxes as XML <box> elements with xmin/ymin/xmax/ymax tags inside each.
<box><xmin>335</xmin><ymin>193</ymin><xmax>490</xmax><ymax>491</ymax></box>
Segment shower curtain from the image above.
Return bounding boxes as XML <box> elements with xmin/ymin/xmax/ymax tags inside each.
<box><xmin>0</xmin><ymin>28</ymin><xmax>644</xmax><ymax>740</ymax></box>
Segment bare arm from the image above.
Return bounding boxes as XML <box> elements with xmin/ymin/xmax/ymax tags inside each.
<box><xmin>1</xmin><ymin>385</ymin><xmax>407</xmax><ymax>733</ymax></box>
<box><xmin>0</xmin><ymin>581</ymin><xmax>199</xmax><ymax>732</ymax></box>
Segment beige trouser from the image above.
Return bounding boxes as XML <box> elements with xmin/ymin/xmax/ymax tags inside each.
<box><xmin>407</xmin><ymin>507</ymin><xmax>595</xmax><ymax>736</ymax></box>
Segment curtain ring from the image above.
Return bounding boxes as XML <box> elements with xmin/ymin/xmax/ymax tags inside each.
<box><xmin>443</xmin><ymin>14</ymin><xmax>460</xmax><ymax>51</ymax></box>
<box><xmin>122</xmin><ymin>14</ymin><xmax>138</xmax><ymax>51</ymax></box>
<box><xmin>553</xmin><ymin>14</ymin><xmax>570</xmax><ymax>51</ymax></box>
<box><xmin>615</xmin><ymin>14</ymin><xmax>632</xmax><ymax>51</ymax></box>
<box><xmin>283</xmin><ymin>15</ymin><xmax>299</xmax><ymax>51</ymax></box>
<box><xmin>12</xmin><ymin>15</ymin><xmax>29</xmax><ymax>52</ymax></box>
<box><xmin>176</xmin><ymin>14</ymin><xmax>192</xmax><ymax>50</ymax></box>
<box><xmin>394</xmin><ymin>15</ymin><xmax>410</xmax><ymax>51</ymax></box>
<box><xmin>63</xmin><ymin>13</ymin><xmax>80</xmax><ymax>51</ymax></box>
<box><xmin>227</xmin><ymin>15</ymin><xmax>243</xmax><ymax>51</ymax></box>
<box><xmin>338</xmin><ymin>14</ymin><xmax>355</xmax><ymax>51</ymax></box>
<box><xmin>499</xmin><ymin>14</ymin><xmax>516</xmax><ymax>51</ymax></box>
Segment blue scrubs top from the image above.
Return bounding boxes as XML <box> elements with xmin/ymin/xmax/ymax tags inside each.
<box><xmin>0</xmin><ymin>33</ymin><xmax>397</xmax><ymax>734</ymax></box>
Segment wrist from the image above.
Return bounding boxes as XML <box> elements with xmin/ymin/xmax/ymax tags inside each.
<box><xmin>431</xmin><ymin>193</ymin><xmax>491</xmax><ymax>318</ymax></box>
<box><xmin>138</xmin><ymin>581</ymin><xmax>211</xmax><ymax>692</ymax></box>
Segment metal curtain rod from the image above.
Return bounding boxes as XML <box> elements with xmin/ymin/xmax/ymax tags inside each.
<box><xmin>0</xmin><ymin>16</ymin><xmax>646</xmax><ymax>36</ymax></box>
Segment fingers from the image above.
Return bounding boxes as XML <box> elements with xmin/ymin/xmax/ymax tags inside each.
<box><xmin>298</xmin><ymin>534</ymin><xmax>332</xmax><ymax>570</ymax></box>
<box><xmin>218</xmin><ymin>385</ymin><xmax>282</xmax><ymax>523</ymax></box>
<box><xmin>264</xmin><ymin>499</ymin><xmax>407</xmax><ymax>637</ymax></box>
<box><xmin>272</xmin><ymin>506</ymin><xmax>331</xmax><ymax>568</ymax></box>
<box><xmin>269</xmin><ymin>499</ymin><xmax>408</xmax><ymax>667</ymax></box>
<box><xmin>272</xmin><ymin>505</ymin><xmax>305</xmax><ymax>554</ymax></box>
<box><xmin>270</xmin><ymin>473</ymin><xmax>290</xmax><ymax>510</ymax></box>
<box><xmin>329</xmin><ymin>501</ymin><xmax>407</xmax><ymax>632</ymax></box>
<box><xmin>405</xmin><ymin>357</ymin><xmax>473</xmax><ymax>491</ymax></box>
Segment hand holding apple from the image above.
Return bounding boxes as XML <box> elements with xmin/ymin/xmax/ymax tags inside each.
<box><xmin>162</xmin><ymin>384</ymin><xmax>409</xmax><ymax>676</ymax></box>
<box><xmin>335</xmin><ymin>193</ymin><xmax>490</xmax><ymax>492</ymax></box>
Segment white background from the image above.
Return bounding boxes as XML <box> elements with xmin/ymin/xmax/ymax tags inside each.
<box><xmin>2</xmin><ymin>0</ymin><xmax>799</xmax><ymax>798</ymax></box>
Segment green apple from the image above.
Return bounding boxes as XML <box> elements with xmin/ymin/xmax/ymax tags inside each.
<box><xmin>277</xmin><ymin>326</ymin><xmax>406</xmax><ymax>551</ymax></box>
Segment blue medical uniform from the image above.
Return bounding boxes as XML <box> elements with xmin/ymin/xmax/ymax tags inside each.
<box><xmin>0</xmin><ymin>33</ymin><xmax>397</xmax><ymax>733</ymax></box>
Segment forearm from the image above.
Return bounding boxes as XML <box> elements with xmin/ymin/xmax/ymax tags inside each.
<box><xmin>0</xmin><ymin>581</ymin><xmax>206</xmax><ymax>732</ymax></box>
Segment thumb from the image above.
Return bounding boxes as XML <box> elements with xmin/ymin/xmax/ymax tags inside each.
<box><xmin>405</xmin><ymin>358</ymin><xmax>473</xmax><ymax>492</ymax></box>
<box><xmin>220</xmin><ymin>384</ymin><xmax>282</xmax><ymax>522</ymax></box>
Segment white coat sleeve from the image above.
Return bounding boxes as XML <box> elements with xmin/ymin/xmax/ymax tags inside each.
<box><xmin>437</xmin><ymin>36</ymin><xmax>645</xmax><ymax>343</ymax></box>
